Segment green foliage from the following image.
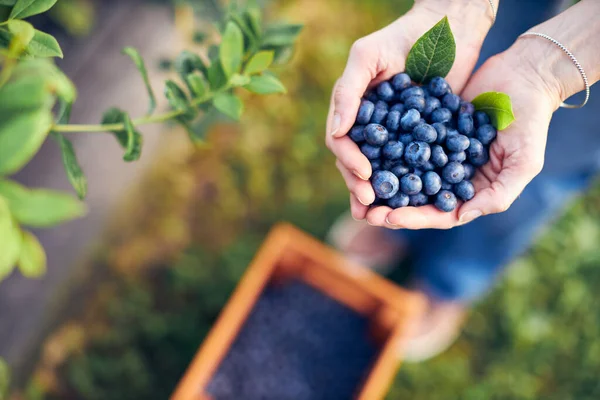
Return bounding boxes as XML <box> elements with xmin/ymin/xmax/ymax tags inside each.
<box><xmin>244</xmin><ymin>50</ymin><xmax>274</xmax><ymax>75</ymax></box>
<box><xmin>0</xmin><ymin>357</ymin><xmax>9</xmax><ymax>400</ymax></box>
<box><xmin>405</xmin><ymin>16</ymin><xmax>455</xmax><ymax>84</ymax></box>
<box><xmin>0</xmin><ymin>196</ymin><xmax>21</xmax><ymax>280</ymax></box>
<box><xmin>213</xmin><ymin>92</ymin><xmax>243</xmax><ymax>120</ymax></box>
<box><xmin>122</xmin><ymin>47</ymin><xmax>156</xmax><ymax>115</ymax></box>
<box><xmin>472</xmin><ymin>91</ymin><xmax>516</xmax><ymax>130</ymax></box>
<box><xmin>219</xmin><ymin>21</ymin><xmax>244</xmax><ymax>77</ymax></box>
<box><xmin>101</xmin><ymin>108</ymin><xmax>143</xmax><ymax>162</ymax></box>
<box><xmin>245</xmin><ymin>73</ymin><xmax>286</xmax><ymax>94</ymax></box>
<box><xmin>9</xmin><ymin>0</ymin><xmax>57</xmax><ymax>19</ymax></box>
<box><xmin>18</xmin><ymin>230</ymin><xmax>47</xmax><ymax>278</ymax></box>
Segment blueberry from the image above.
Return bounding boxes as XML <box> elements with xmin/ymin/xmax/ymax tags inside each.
<box><xmin>360</xmin><ymin>143</ymin><xmax>381</xmax><ymax>160</ymax></box>
<box><xmin>388</xmin><ymin>132</ymin><xmax>399</xmax><ymax>141</ymax></box>
<box><xmin>434</xmin><ymin>190</ymin><xmax>458</xmax><ymax>212</ymax></box>
<box><xmin>442</xmin><ymin>161</ymin><xmax>465</xmax><ymax>184</ymax></box>
<box><xmin>348</xmin><ymin>125</ymin><xmax>365</xmax><ymax>143</ymax></box>
<box><xmin>428</xmin><ymin>77</ymin><xmax>450</xmax><ymax>97</ymax></box>
<box><xmin>463</xmin><ymin>163</ymin><xmax>475</xmax><ymax>180</ymax></box>
<box><xmin>441</xmin><ymin>181</ymin><xmax>453</xmax><ymax>190</ymax></box>
<box><xmin>431</xmin><ymin>145</ymin><xmax>448</xmax><ymax>167</ymax></box>
<box><xmin>404</xmin><ymin>95</ymin><xmax>426</xmax><ymax>112</ymax></box>
<box><xmin>382</xmin><ymin>158</ymin><xmax>397</xmax><ymax>171</ymax></box>
<box><xmin>364</xmin><ymin>91</ymin><xmax>379</xmax><ymax>103</ymax></box>
<box><xmin>390</xmin><ymin>103</ymin><xmax>405</xmax><ymax>114</ymax></box>
<box><xmin>412</xmin><ymin>167</ymin><xmax>424</xmax><ymax>177</ymax></box>
<box><xmin>413</xmin><ymin>123</ymin><xmax>437</xmax><ymax>143</ymax></box>
<box><xmin>467</xmin><ymin>138</ymin><xmax>489</xmax><ymax>166</ymax></box>
<box><xmin>388</xmin><ymin>192</ymin><xmax>410</xmax><ymax>208</ymax></box>
<box><xmin>409</xmin><ymin>193</ymin><xmax>429</xmax><ymax>207</ymax></box>
<box><xmin>386</xmin><ymin>110</ymin><xmax>401</xmax><ymax>131</ymax></box>
<box><xmin>375</xmin><ymin>100</ymin><xmax>389</xmax><ymax>110</ymax></box>
<box><xmin>400</xmin><ymin>86</ymin><xmax>425</xmax><ymax>102</ymax></box>
<box><xmin>476</xmin><ymin>124</ymin><xmax>497</xmax><ymax>146</ymax></box>
<box><xmin>421</xmin><ymin>161</ymin><xmax>435</xmax><ymax>171</ymax></box>
<box><xmin>370</xmin><ymin>159</ymin><xmax>382</xmax><ymax>171</ymax></box>
<box><xmin>430</xmin><ymin>108</ymin><xmax>452</xmax><ymax>123</ymax></box>
<box><xmin>459</xmin><ymin>101</ymin><xmax>475</xmax><ymax>115</ymax></box>
<box><xmin>376</xmin><ymin>81</ymin><xmax>395</xmax><ymax>102</ymax></box>
<box><xmin>364</xmin><ymin>123</ymin><xmax>389</xmax><ymax>146</ymax></box>
<box><xmin>446</xmin><ymin>134</ymin><xmax>470</xmax><ymax>152</ymax></box>
<box><xmin>390</xmin><ymin>163</ymin><xmax>410</xmax><ymax>178</ymax></box>
<box><xmin>370</xmin><ymin>107</ymin><xmax>388</xmax><ymax>124</ymax></box>
<box><xmin>400</xmin><ymin>173</ymin><xmax>422</xmax><ymax>195</ymax></box>
<box><xmin>432</xmin><ymin>122</ymin><xmax>448</xmax><ymax>144</ymax></box>
<box><xmin>371</xmin><ymin>170</ymin><xmax>399</xmax><ymax>199</ymax></box>
<box><xmin>391</xmin><ymin>73</ymin><xmax>412</xmax><ymax>91</ymax></box>
<box><xmin>400</xmin><ymin>109</ymin><xmax>421</xmax><ymax>131</ymax></box>
<box><xmin>357</xmin><ymin>100</ymin><xmax>375</xmax><ymax>125</ymax></box>
<box><xmin>382</xmin><ymin>141</ymin><xmax>404</xmax><ymax>160</ymax></box>
<box><xmin>448</xmin><ymin>151</ymin><xmax>467</xmax><ymax>163</ymax></box>
<box><xmin>474</xmin><ymin>110</ymin><xmax>491</xmax><ymax>127</ymax></box>
<box><xmin>458</xmin><ymin>114</ymin><xmax>475</xmax><ymax>136</ymax></box>
<box><xmin>423</xmin><ymin>96</ymin><xmax>441</xmax><ymax>117</ymax></box>
<box><xmin>442</xmin><ymin>93</ymin><xmax>461</xmax><ymax>112</ymax></box>
<box><xmin>404</xmin><ymin>141</ymin><xmax>431</xmax><ymax>167</ymax></box>
<box><xmin>455</xmin><ymin>180</ymin><xmax>475</xmax><ymax>201</ymax></box>
<box><xmin>398</xmin><ymin>133</ymin><xmax>413</xmax><ymax>145</ymax></box>
<box><xmin>422</xmin><ymin>171</ymin><xmax>442</xmax><ymax>195</ymax></box>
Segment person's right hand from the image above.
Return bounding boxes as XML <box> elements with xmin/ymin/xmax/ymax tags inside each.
<box><xmin>325</xmin><ymin>0</ymin><xmax>496</xmax><ymax>222</ymax></box>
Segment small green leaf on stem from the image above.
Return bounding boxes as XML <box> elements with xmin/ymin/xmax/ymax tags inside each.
<box><xmin>185</xmin><ymin>72</ymin><xmax>208</xmax><ymax>99</ymax></box>
<box><xmin>220</xmin><ymin>21</ymin><xmax>244</xmax><ymax>77</ymax></box>
<box><xmin>244</xmin><ymin>74</ymin><xmax>286</xmax><ymax>94</ymax></box>
<box><xmin>165</xmin><ymin>80</ymin><xmax>196</xmax><ymax>120</ymax></box>
<box><xmin>27</xmin><ymin>29</ymin><xmax>63</xmax><ymax>58</ymax></box>
<box><xmin>18</xmin><ymin>230</ymin><xmax>46</xmax><ymax>278</ymax></box>
<box><xmin>244</xmin><ymin>50</ymin><xmax>273</xmax><ymax>75</ymax></box>
<box><xmin>53</xmin><ymin>132</ymin><xmax>88</xmax><ymax>199</ymax></box>
<box><xmin>7</xmin><ymin>19</ymin><xmax>33</xmax><ymax>46</ymax></box>
<box><xmin>261</xmin><ymin>23</ymin><xmax>303</xmax><ymax>47</ymax></box>
<box><xmin>9</xmin><ymin>0</ymin><xmax>57</xmax><ymax>19</ymax></box>
<box><xmin>122</xmin><ymin>115</ymin><xmax>142</xmax><ymax>162</ymax></box>
<box><xmin>123</xmin><ymin>47</ymin><xmax>156</xmax><ymax>115</ymax></box>
<box><xmin>213</xmin><ymin>92</ymin><xmax>243</xmax><ymax>120</ymax></box>
<box><xmin>472</xmin><ymin>91</ymin><xmax>516</xmax><ymax>130</ymax></box>
<box><xmin>0</xmin><ymin>75</ymin><xmax>51</xmax><ymax>112</ymax></box>
<box><xmin>405</xmin><ymin>16</ymin><xmax>455</xmax><ymax>84</ymax></box>
<box><xmin>229</xmin><ymin>73</ymin><xmax>250</xmax><ymax>87</ymax></box>
<box><xmin>244</xmin><ymin>7</ymin><xmax>262</xmax><ymax>38</ymax></box>
<box><xmin>175</xmin><ymin>50</ymin><xmax>207</xmax><ymax>80</ymax></box>
<box><xmin>0</xmin><ymin>196</ymin><xmax>21</xmax><ymax>280</ymax></box>
<box><xmin>207</xmin><ymin>60</ymin><xmax>228</xmax><ymax>90</ymax></box>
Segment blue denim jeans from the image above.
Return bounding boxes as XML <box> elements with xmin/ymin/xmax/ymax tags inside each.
<box><xmin>392</xmin><ymin>0</ymin><xmax>600</xmax><ymax>303</ymax></box>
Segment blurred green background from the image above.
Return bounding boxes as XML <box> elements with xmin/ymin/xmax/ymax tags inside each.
<box><xmin>11</xmin><ymin>0</ymin><xmax>600</xmax><ymax>399</ymax></box>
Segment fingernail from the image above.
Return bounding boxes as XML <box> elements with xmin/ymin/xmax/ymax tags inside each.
<box><xmin>330</xmin><ymin>113</ymin><xmax>341</xmax><ymax>136</ymax></box>
<box><xmin>385</xmin><ymin>217</ymin><xmax>401</xmax><ymax>228</ymax></box>
<box><xmin>352</xmin><ymin>170</ymin><xmax>368</xmax><ymax>181</ymax></box>
<box><xmin>357</xmin><ymin>195</ymin><xmax>371</xmax><ymax>206</ymax></box>
<box><xmin>459</xmin><ymin>210</ymin><xmax>482</xmax><ymax>224</ymax></box>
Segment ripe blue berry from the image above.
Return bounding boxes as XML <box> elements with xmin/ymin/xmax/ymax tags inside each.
<box><xmin>375</xmin><ymin>100</ymin><xmax>388</xmax><ymax>110</ymax></box>
<box><xmin>458</xmin><ymin>114</ymin><xmax>475</xmax><ymax>136</ymax></box>
<box><xmin>442</xmin><ymin>93</ymin><xmax>461</xmax><ymax>112</ymax></box>
<box><xmin>474</xmin><ymin>110</ymin><xmax>491</xmax><ymax>127</ymax></box>
<box><xmin>430</xmin><ymin>108</ymin><xmax>452</xmax><ymax>123</ymax></box>
<box><xmin>404</xmin><ymin>95</ymin><xmax>426</xmax><ymax>112</ymax></box>
<box><xmin>400</xmin><ymin>86</ymin><xmax>425</xmax><ymax>102</ymax></box>
<box><xmin>463</xmin><ymin>163</ymin><xmax>475</xmax><ymax>180</ymax></box>
<box><xmin>360</xmin><ymin>143</ymin><xmax>381</xmax><ymax>160</ymax></box>
<box><xmin>442</xmin><ymin>161</ymin><xmax>465</xmax><ymax>184</ymax></box>
<box><xmin>370</xmin><ymin>107</ymin><xmax>388</xmax><ymax>124</ymax></box>
<box><xmin>431</xmin><ymin>145</ymin><xmax>448</xmax><ymax>167</ymax></box>
<box><xmin>364</xmin><ymin>91</ymin><xmax>379</xmax><ymax>103</ymax></box>
<box><xmin>349</xmin><ymin>125</ymin><xmax>365</xmax><ymax>142</ymax></box>
<box><xmin>412</xmin><ymin>167</ymin><xmax>424</xmax><ymax>177</ymax></box>
<box><xmin>382</xmin><ymin>141</ymin><xmax>404</xmax><ymax>160</ymax></box>
<box><xmin>432</xmin><ymin>122</ymin><xmax>448</xmax><ymax>144</ymax></box>
<box><xmin>357</xmin><ymin>100</ymin><xmax>375</xmax><ymax>124</ymax></box>
<box><xmin>376</xmin><ymin>81</ymin><xmax>395</xmax><ymax>102</ymax></box>
<box><xmin>386</xmin><ymin>110</ymin><xmax>401</xmax><ymax>131</ymax></box>
<box><xmin>409</xmin><ymin>193</ymin><xmax>429</xmax><ymax>207</ymax></box>
<box><xmin>441</xmin><ymin>181</ymin><xmax>453</xmax><ymax>190</ymax></box>
<box><xmin>388</xmin><ymin>192</ymin><xmax>410</xmax><ymax>208</ymax></box>
<box><xmin>390</xmin><ymin>103</ymin><xmax>405</xmax><ymax>114</ymax></box>
<box><xmin>422</xmin><ymin>171</ymin><xmax>442</xmax><ymax>195</ymax></box>
<box><xmin>382</xmin><ymin>158</ymin><xmax>397</xmax><ymax>171</ymax></box>
<box><xmin>398</xmin><ymin>133</ymin><xmax>413</xmax><ymax>145</ymax></box>
<box><xmin>435</xmin><ymin>190</ymin><xmax>458</xmax><ymax>212</ymax></box>
<box><xmin>390</xmin><ymin>163</ymin><xmax>410</xmax><ymax>178</ymax></box>
<box><xmin>448</xmin><ymin>151</ymin><xmax>467</xmax><ymax>163</ymax></box>
<box><xmin>421</xmin><ymin>161</ymin><xmax>435</xmax><ymax>171</ymax></box>
<box><xmin>391</xmin><ymin>73</ymin><xmax>411</xmax><ymax>91</ymax></box>
<box><xmin>371</xmin><ymin>170</ymin><xmax>399</xmax><ymax>199</ymax></box>
<box><xmin>404</xmin><ymin>141</ymin><xmax>431</xmax><ymax>167</ymax></box>
<box><xmin>428</xmin><ymin>77</ymin><xmax>450</xmax><ymax>97</ymax></box>
<box><xmin>413</xmin><ymin>123</ymin><xmax>437</xmax><ymax>143</ymax></box>
<box><xmin>400</xmin><ymin>109</ymin><xmax>421</xmax><ymax>131</ymax></box>
<box><xmin>423</xmin><ymin>96</ymin><xmax>441</xmax><ymax>117</ymax></box>
<box><xmin>459</xmin><ymin>101</ymin><xmax>475</xmax><ymax>115</ymax></box>
<box><xmin>364</xmin><ymin>123</ymin><xmax>389</xmax><ymax>146</ymax></box>
<box><xmin>400</xmin><ymin>173</ymin><xmax>422</xmax><ymax>195</ymax></box>
<box><xmin>476</xmin><ymin>124</ymin><xmax>497</xmax><ymax>146</ymax></box>
<box><xmin>467</xmin><ymin>138</ymin><xmax>489</xmax><ymax>166</ymax></box>
<box><xmin>446</xmin><ymin>134</ymin><xmax>470</xmax><ymax>152</ymax></box>
<box><xmin>388</xmin><ymin>132</ymin><xmax>399</xmax><ymax>141</ymax></box>
<box><xmin>455</xmin><ymin>180</ymin><xmax>475</xmax><ymax>201</ymax></box>
<box><xmin>370</xmin><ymin>159</ymin><xmax>381</xmax><ymax>171</ymax></box>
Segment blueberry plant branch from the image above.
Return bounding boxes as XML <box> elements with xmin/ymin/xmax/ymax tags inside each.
<box><xmin>0</xmin><ymin>0</ymin><xmax>303</xmax><ymax>282</ymax></box>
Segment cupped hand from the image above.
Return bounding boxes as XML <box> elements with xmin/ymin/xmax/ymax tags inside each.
<box><xmin>325</xmin><ymin>1</ymin><xmax>495</xmax><ymax>223</ymax></box>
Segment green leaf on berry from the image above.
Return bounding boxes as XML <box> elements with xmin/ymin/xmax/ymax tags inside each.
<box><xmin>220</xmin><ymin>21</ymin><xmax>244</xmax><ymax>78</ymax></box>
<box><xmin>123</xmin><ymin>47</ymin><xmax>156</xmax><ymax>115</ymax></box>
<box><xmin>405</xmin><ymin>16</ymin><xmax>455</xmax><ymax>84</ymax></box>
<box><xmin>18</xmin><ymin>230</ymin><xmax>46</xmax><ymax>278</ymax></box>
<box><xmin>472</xmin><ymin>91</ymin><xmax>516</xmax><ymax>130</ymax></box>
<box><xmin>9</xmin><ymin>0</ymin><xmax>57</xmax><ymax>19</ymax></box>
<box><xmin>244</xmin><ymin>74</ymin><xmax>286</xmax><ymax>94</ymax></box>
<box><xmin>213</xmin><ymin>92</ymin><xmax>243</xmax><ymax>120</ymax></box>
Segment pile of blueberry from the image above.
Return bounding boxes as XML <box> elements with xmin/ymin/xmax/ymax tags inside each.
<box><xmin>349</xmin><ymin>74</ymin><xmax>497</xmax><ymax>212</ymax></box>
<box><xmin>206</xmin><ymin>280</ymin><xmax>377</xmax><ymax>400</ymax></box>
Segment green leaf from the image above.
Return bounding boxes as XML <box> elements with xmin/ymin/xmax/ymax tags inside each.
<box><xmin>101</xmin><ymin>107</ymin><xmax>128</xmax><ymax>147</ymax></box>
<box><xmin>213</xmin><ymin>92</ymin><xmax>243</xmax><ymax>121</ymax></box>
<box><xmin>261</xmin><ymin>23</ymin><xmax>303</xmax><ymax>47</ymax></box>
<box><xmin>229</xmin><ymin>73</ymin><xmax>250</xmax><ymax>87</ymax></box>
<box><xmin>9</xmin><ymin>0</ymin><xmax>57</xmax><ymax>19</ymax></box>
<box><xmin>164</xmin><ymin>80</ymin><xmax>196</xmax><ymax>121</ymax></box>
<box><xmin>0</xmin><ymin>196</ymin><xmax>22</xmax><ymax>280</ymax></box>
<box><xmin>0</xmin><ymin>74</ymin><xmax>51</xmax><ymax>112</ymax></box>
<box><xmin>27</xmin><ymin>29</ymin><xmax>63</xmax><ymax>58</ymax></box>
<box><xmin>0</xmin><ymin>1</ymin><xmax>17</xmax><ymax>6</ymax></box>
<box><xmin>207</xmin><ymin>60</ymin><xmax>228</xmax><ymax>90</ymax></box>
<box><xmin>0</xmin><ymin>109</ymin><xmax>52</xmax><ymax>176</ymax></box>
<box><xmin>0</xmin><ymin>179</ymin><xmax>86</xmax><ymax>227</ymax></box>
<box><xmin>244</xmin><ymin>7</ymin><xmax>262</xmax><ymax>38</ymax></box>
<box><xmin>244</xmin><ymin>50</ymin><xmax>273</xmax><ymax>75</ymax></box>
<box><xmin>53</xmin><ymin>132</ymin><xmax>88</xmax><ymax>199</ymax></box>
<box><xmin>7</xmin><ymin>19</ymin><xmax>33</xmax><ymax>45</ymax></box>
<box><xmin>18</xmin><ymin>230</ymin><xmax>46</xmax><ymax>278</ymax></box>
<box><xmin>244</xmin><ymin>74</ymin><xmax>286</xmax><ymax>94</ymax></box>
<box><xmin>405</xmin><ymin>16</ymin><xmax>456</xmax><ymax>84</ymax></box>
<box><xmin>174</xmin><ymin>50</ymin><xmax>207</xmax><ymax>82</ymax></box>
<box><xmin>10</xmin><ymin>59</ymin><xmax>76</xmax><ymax>102</ymax></box>
<box><xmin>472</xmin><ymin>91</ymin><xmax>516</xmax><ymax>130</ymax></box>
<box><xmin>219</xmin><ymin>21</ymin><xmax>244</xmax><ymax>77</ymax></box>
<box><xmin>101</xmin><ymin>108</ymin><xmax>143</xmax><ymax>161</ymax></box>
<box><xmin>0</xmin><ymin>6</ymin><xmax>12</xmax><ymax>22</ymax></box>
<box><xmin>122</xmin><ymin>47</ymin><xmax>155</xmax><ymax>115</ymax></box>
<box><xmin>185</xmin><ymin>72</ymin><xmax>208</xmax><ymax>99</ymax></box>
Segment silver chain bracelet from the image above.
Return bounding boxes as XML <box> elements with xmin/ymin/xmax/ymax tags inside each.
<box><xmin>519</xmin><ymin>32</ymin><xmax>590</xmax><ymax>109</ymax></box>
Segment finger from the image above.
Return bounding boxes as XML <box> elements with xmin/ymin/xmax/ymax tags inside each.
<box><xmin>365</xmin><ymin>205</ymin><xmax>394</xmax><ymax>228</ymax></box>
<box><xmin>336</xmin><ymin>161</ymin><xmax>375</xmax><ymax>206</ymax></box>
<box><xmin>385</xmin><ymin>205</ymin><xmax>460</xmax><ymax>230</ymax></box>
<box><xmin>350</xmin><ymin>194</ymin><xmax>369</xmax><ymax>221</ymax></box>
<box><xmin>327</xmin><ymin>135</ymin><xmax>372</xmax><ymax>180</ymax></box>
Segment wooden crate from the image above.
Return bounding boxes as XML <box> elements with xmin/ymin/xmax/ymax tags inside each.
<box><xmin>171</xmin><ymin>223</ymin><xmax>425</xmax><ymax>400</ymax></box>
